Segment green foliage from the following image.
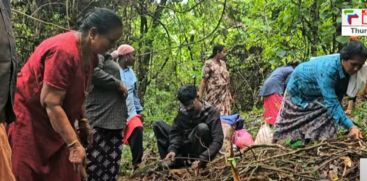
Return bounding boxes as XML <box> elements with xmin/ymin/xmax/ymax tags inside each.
<box><xmin>10</xmin><ymin>0</ymin><xmax>367</xmax><ymax>149</ymax></box>
<box><xmin>350</xmin><ymin>101</ymin><xmax>367</xmax><ymax>137</ymax></box>
<box><xmin>10</xmin><ymin>0</ymin><xmax>360</xmax><ymax>112</ymax></box>
<box><xmin>284</xmin><ymin>139</ymin><xmax>303</xmax><ymax>149</ymax></box>
<box><xmin>9</xmin><ymin>2</ymin><xmax>367</xmax><ymax>178</ymax></box>
<box><xmin>227</xmin><ymin>156</ymin><xmax>240</xmax><ymax>167</ymax></box>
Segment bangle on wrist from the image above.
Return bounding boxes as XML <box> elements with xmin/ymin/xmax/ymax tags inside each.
<box><xmin>79</xmin><ymin>118</ymin><xmax>88</xmax><ymax>123</ymax></box>
<box><xmin>67</xmin><ymin>140</ymin><xmax>79</xmax><ymax>148</ymax></box>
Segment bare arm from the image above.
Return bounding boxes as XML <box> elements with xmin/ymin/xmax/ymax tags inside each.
<box><xmin>198</xmin><ymin>79</ymin><xmax>207</xmax><ymax>98</ymax></box>
<box><xmin>345</xmin><ymin>98</ymin><xmax>355</xmax><ymax>115</ymax></box>
<box><xmin>40</xmin><ymin>84</ymin><xmax>78</xmax><ymax>145</ymax></box>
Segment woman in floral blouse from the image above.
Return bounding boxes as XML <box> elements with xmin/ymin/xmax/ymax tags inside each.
<box><xmin>199</xmin><ymin>44</ymin><xmax>232</xmax><ymax>115</ymax></box>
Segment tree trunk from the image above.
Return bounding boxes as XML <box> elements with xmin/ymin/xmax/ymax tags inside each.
<box><xmin>331</xmin><ymin>0</ymin><xmax>338</xmax><ymax>52</ymax></box>
<box><xmin>310</xmin><ymin>1</ymin><xmax>319</xmax><ymax>55</ymax></box>
<box><xmin>136</xmin><ymin>0</ymin><xmax>167</xmax><ymax>105</ymax></box>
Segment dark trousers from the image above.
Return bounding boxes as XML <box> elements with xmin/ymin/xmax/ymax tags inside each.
<box><xmin>127</xmin><ymin>127</ymin><xmax>143</xmax><ymax>166</ymax></box>
<box><xmin>153</xmin><ymin>121</ymin><xmax>210</xmax><ymax>167</ymax></box>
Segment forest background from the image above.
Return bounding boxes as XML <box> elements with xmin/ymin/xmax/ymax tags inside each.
<box><xmin>9</xmin><ymin>0</ymin><xmax>367</xmax><ymax>172</ymax></box>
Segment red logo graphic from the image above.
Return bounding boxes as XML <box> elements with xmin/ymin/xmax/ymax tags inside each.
<box><xmin>348</xmin><ymin>13</ymin><xmax>359</xmax><ymax>25</ymax></box>
<box><xmin>362</xmin><ymin>9</ymin><xmax>367</xmax><ymax>24</ymax></box>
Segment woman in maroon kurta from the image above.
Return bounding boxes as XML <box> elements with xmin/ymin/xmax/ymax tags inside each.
<box><xmin>10</xmin><ymin>8</ymin><xmax>122</xmax><ymax>181</ymax></box>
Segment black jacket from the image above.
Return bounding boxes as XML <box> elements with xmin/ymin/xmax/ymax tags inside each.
<box><xmin>168</xmin><ymin>102</ymin><xmax>224</xmax><ymax>161</ymax></box>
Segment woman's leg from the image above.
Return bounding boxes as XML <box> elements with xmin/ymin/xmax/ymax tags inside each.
<box><xmin>127</xmin><ymin>127</ymin><xmax>143</xmax><ymax>168</ymax></box>
<box><xmin>86</xmin><ymin>128</ymin><xmax>123</xmax><ymax>181</ymax></box>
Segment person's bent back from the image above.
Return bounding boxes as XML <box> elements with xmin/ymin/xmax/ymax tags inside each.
<box><xmin>153</xmin><ymin>85</ymin><xmax>223</xmax><ymax>169</ymax></box>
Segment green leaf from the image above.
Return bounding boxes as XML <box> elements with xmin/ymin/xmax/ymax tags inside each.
<box><xmin>290</xmin><ymin>140</ymin><xmax>303</xmax><ymax>149</ymax></box>
<box><xmin>336</xmin><ymin>36</ymin><xmax>348</xmax><ymax>44</ymax></box>
<box><xmin>276</xmin><ymin>50</ymin><xmax>287</xmax><ymax>58</ymax></box>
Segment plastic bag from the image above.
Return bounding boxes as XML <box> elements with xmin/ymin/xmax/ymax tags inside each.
<box><xmin>254</xmin><ymin>124</ymin><xmax>273</xmax><ymax>145</ymax></box>
<box><xmin>232</xmin><ymin>129</ymin><xmax>254</xmax><ymax>149</ymax></box>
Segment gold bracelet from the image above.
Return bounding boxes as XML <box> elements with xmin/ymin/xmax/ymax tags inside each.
<box><xmin>79</xmin><ymin>118</ymin><xmax>88</xmax><ymax>123</ymax></box>
<box><xmin>67</xmin><ymin>140</ymin><xmax>78</xmax><ymax>148</ymax></box>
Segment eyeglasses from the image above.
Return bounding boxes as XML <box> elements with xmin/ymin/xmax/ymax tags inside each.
<box><xmin>182</xmin><ymin>100</ymin><xmax>195</xmax><ymax>111</ymax></box>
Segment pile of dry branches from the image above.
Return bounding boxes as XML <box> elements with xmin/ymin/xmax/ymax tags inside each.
<box><xmin>234</xmin><ymin>138</ymin><xmax>365</xmax><ymax>180</ymax></box>
<box><xmin>120</xmin><ymin>138</ymin><xmax>366</xmax><ymax>181</ymax></box>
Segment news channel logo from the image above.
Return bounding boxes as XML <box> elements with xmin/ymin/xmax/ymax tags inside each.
<box><xmin>342</xmin><ymin>9</ymin><xmax>367</xmax><ymax>36</ymax></box>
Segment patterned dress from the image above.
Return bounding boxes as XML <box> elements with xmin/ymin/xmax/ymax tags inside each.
<box><xmin>274</xmin><ymin>54</ymin><xmax>351</xmax><ymax>143</ymax></box>
<box><xmin>85</xmin><ymin>55</ymin><xmax>127</xmax><ymax>181</ymax></box>
<box><xmin>202</xmin><ymin>59</ymin><xmax>232</xmax><ymax>115</ymax></box>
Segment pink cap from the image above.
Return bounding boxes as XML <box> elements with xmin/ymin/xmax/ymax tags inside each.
<box><xmin>111</xmin><ymin>44</ymin><xmax>135</xmax><ymax>59</ymax></box>
<box><xmin>110</xmin><ymin>51</ymin><xmax>119</xmax><ymax>59</ymax></box>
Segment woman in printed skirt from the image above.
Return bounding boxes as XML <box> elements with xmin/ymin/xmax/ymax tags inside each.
<box><xmin>273</xmin><ymin>41</ymin><xmax>367</xmax><ymax>144</ymax></box>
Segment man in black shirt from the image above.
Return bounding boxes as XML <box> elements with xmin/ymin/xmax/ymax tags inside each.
<box><xmin>153</xmin><ymin>85</ymin><xmax>223</xmax><ymax>169</ymax></box>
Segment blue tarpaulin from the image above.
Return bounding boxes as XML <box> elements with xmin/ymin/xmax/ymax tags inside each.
<box><xmin>220</xmin><ymin>114</ymin><xmax>244</xmax><ymax>130</ymax></box>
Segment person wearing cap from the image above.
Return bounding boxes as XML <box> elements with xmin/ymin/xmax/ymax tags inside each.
<box><xmin>113</xmin><ymin>44</ymin><xmax>144</xmax><ymax>170</ymax></box>
<box><xmin>85</xmin><ymin>51</ymin><xmax>128</xmax><ymax>179</ymax></box>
